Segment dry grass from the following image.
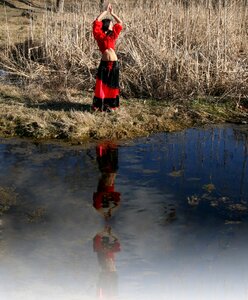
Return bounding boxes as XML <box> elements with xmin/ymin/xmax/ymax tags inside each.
<box><xmin>0</xmin><ymin>1</ymin><xmax>247</xmax><ymax>141</ymax></box>
<box><xmin>0</xmin><ymin>83</ymin><xmax>186</xmax><ymax>140</ymax></box>
<box><xmin>0</xmin><ymin>82</ymin><xmax>247</xmax><ymax>141</ymax></box>
<box><xmin>0</xmin><ymin>0</ymin><xmax>247</xmax><ymax>100</ymax></box>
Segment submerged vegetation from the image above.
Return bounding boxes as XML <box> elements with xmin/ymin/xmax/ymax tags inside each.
<box><xmin>0</xmin><ymin>186</ymin><xmax>17</xmax><ymax>215</ymax></box>
<box><xmin>0</xmin><ymin>0</ymin><xmax>247</xmax><ymax>141</ymax></box>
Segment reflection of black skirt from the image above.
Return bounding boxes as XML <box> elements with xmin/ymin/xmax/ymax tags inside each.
<box><xmin>96</xmin><ymin>143</ymin><xmax>118</xmax><ymax>173</ymax></box>
<box><xmin>92</xmin><ymin>61</ymin><xmax>120</xmax><ymax>112</ymax></box>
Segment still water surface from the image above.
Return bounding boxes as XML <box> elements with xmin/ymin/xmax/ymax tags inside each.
<box><xmin>0</xmin><ymin>125</ymin><xmax>248</xmax><ymax>300</ymax></box>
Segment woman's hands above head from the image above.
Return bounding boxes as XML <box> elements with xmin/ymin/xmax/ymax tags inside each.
<box><xmin>96</xmin><ymin>2</ymin><xmax>108</xmax><ymax>21</ymax></box>
<box><xmin>96</xmin><ymin>2</ymin><xmax>122</xmax><ymax>25</ymax></box>
<box><xmin>108</xmin><ymin>3</ymin><xmax>113</xmax><ymax>14</ymax></box>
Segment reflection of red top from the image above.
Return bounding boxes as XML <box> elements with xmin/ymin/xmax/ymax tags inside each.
<box><xmin>93</xmin><ymin>191</ymin><xmax>121</xmax><ymax>209</ymax></box>
<box><xmin>93</xmin><ymin>20</ymin><xmax>122</xmax><ymax>53</ymax></box>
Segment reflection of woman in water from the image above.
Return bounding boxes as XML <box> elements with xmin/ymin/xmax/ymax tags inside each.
<box><xmin>94</xmin><ymin>225</ymin><xmax>121</xmax><ymax>300</ymax></box>
<box><xmin>93</xmin><ymin>142</ymin><xmax>121</xmax><ymax>220</ymax></box>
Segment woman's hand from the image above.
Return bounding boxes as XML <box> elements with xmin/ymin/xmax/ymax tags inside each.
<box><xmin>106</xmin><ymin>2</ymin><xmax>122</xmax><ymax>25</ymax></box>
<box><xmin>108</xmin><ymin>3</ymin><xmax>113</xmax><ymax>14</ymax></box>
<box><xmin>96</xmin><ymin>1</ymin><xmax>109</xmax><ymax>21</ymax></box>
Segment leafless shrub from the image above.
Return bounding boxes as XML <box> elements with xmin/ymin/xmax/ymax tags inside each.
<box><xmin>0</xmin><ymin>0</ymin><xmax>247</xmax><ymax>101</ymax></box>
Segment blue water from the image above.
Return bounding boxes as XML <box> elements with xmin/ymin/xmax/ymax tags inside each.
<box><xmin>0</xmin><ymin>124</ymin><xmax>247</xmax><ymax>300</ymax></box>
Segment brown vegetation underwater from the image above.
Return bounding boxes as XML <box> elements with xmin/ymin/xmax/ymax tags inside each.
<box><xmin>0</xmin><ymin>0</ymin><xmax>247</xmax><ymax>141</ymax></box>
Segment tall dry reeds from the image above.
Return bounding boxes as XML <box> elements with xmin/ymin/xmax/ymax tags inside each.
<box><xmin>0</xmin><ymin>0</ymin><xmax>247</xmax><ymax>100</ymax></box>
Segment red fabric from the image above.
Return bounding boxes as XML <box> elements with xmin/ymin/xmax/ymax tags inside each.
<box><xmin>94</xmin><ymin>78</ymin><xmax>119</xmax><ymax>99</ymax></box>
<box><xmin>106</xmin><ymin>61</ymin><xmax>114</xmax><ymax>71</ymax></box>
<box><xmin>93</xmin><ymin>191</ymin><xmax>121</xmax><ymax>209</ymax></box>
<box><xmin>94</xmin><ymin>234</ymin><xmax>103</xmax><ymax>251</ymax></box>
<box><xmin>93</xmin><ymin>20</ymin><xmax>122</xmax><ymax>53</ymax></box>
<box><xmin>93</xmin><ymin>234</ymin><xmax>121</xmax><ymax>253</ymax></box>
<box><xmin>97</xmin><ymin>184</ymin><xmax>115</xmax><ymax>193</ymax></box>
<box><xmin>96</xmin><ymin>143</ymin><xmax>118</xmax><ymax>157</ymax></box>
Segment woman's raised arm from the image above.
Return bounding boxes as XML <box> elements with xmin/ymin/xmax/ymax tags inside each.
<box><xmin>96</xmin><ymin>9</ymin><xmax>108</xmax><ymax>21</ymax></box>
<box><xmin>109</xmin><ymin>4</ymin><xmax>123</xmax><ymax>25</ymax></box>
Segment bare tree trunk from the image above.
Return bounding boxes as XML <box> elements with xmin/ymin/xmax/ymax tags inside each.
<box><xmin>99</xmin><ymin>0</ymin><xmax>109</xmax><ymax>12</ymax></box>
<box><xmin>0</xmin><ymin>0</ymin><xmax>17</xmax><ymax>8</ymax></box>
<box><xmin>56</xmin><ymin>0</ymin><xmax>64</xmax><ymax>12</ymax></box>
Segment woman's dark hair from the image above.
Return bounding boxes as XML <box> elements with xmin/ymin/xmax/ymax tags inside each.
<box><xmin>102</xmin><ymin>18</ymin><xmax>112</xmax><ymax>36</ymax></box>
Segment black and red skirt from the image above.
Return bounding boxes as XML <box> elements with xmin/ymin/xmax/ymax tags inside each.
<box><xmin>92</xmin><ymin>60</ymin><xmax>120</xmax><ymax>112</ymax></box>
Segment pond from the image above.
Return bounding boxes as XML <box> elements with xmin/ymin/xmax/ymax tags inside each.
<box><xmin>0</xmin><ymin>124</ymin><xmax>248</xmax><ymax>300</ymax></box>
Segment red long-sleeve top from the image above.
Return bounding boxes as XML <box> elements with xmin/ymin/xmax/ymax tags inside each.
<box><xmin>93</xmin><ymin>20</ymin><xmax>122</xmax><ymax>53</ymax></box>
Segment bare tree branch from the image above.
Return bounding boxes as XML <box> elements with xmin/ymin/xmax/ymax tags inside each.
<box><xmin>0</xmin><ymin>0</ymin><xmax>17</xmax><ymax>9</ymax></box>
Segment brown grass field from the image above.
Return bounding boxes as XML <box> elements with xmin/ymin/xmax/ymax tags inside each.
<box><xmin>0</xmin><ymin>0</ymin><xmax>247</xmax><ymax>141</ymax></box>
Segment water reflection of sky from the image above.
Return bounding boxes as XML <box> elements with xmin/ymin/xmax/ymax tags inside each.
<box><xmin>0</xmin><ymin>125</ymin><xmax>248</xmax><ymax>300</ymax></box>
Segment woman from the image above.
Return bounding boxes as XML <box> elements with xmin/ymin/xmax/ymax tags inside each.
<box><xmin>92</xmin><ymin>3</ymin><xmax>123</xmax><ymax>112</ymax></box>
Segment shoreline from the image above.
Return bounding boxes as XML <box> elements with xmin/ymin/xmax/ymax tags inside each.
<box><xmin>0</xmin><ymin>83</ymin><xmax>247</xmax><ymax>143</ymax></box>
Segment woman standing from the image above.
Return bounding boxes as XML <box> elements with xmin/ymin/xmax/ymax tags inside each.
<box><xmin>92</xmin><ymin>3</ymin><xmax>123</xmax><ymax>112</ymax></box>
